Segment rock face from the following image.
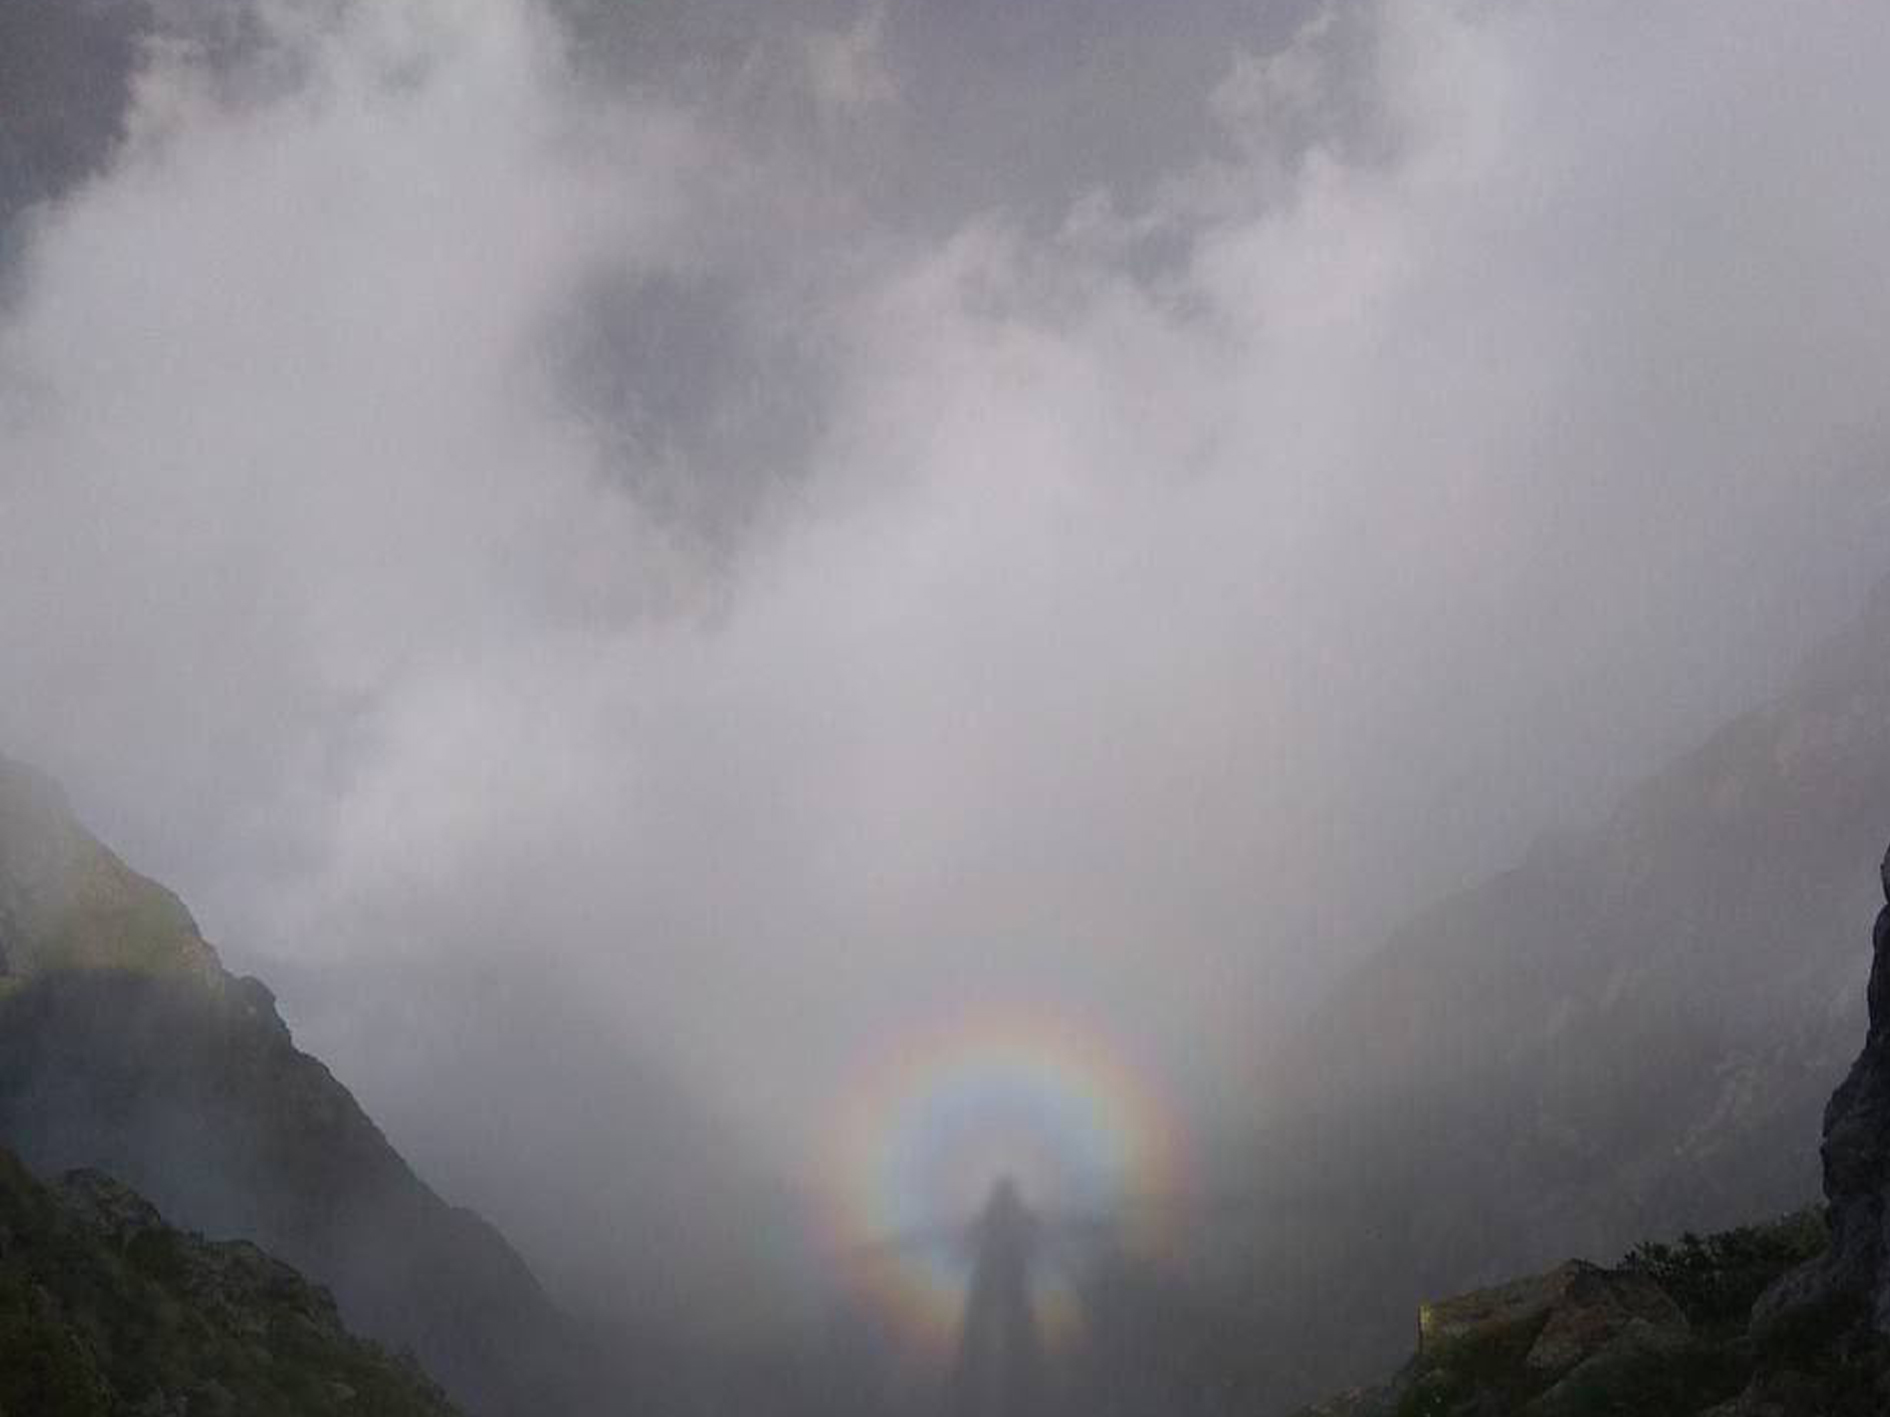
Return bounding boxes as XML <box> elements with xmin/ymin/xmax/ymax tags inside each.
<box><xmin>1222</xmin><ymin>585</ymin><xmax>1890</xmax><ymax>1411</ymax></box>
<box><xmin>1402</xmin><ymin>1260</ymin><xmax>1694</xmax><ymax>1416</ymax></box>
<box><xmin>1815</xmin><ymin>844</ymin><xmax>1890</xmax><ymax>1329</ymax></box>
<box><xmin>1292</xmin><ymin>1211</ymin><xmax>1836</xmax><ymax>1417</ymax></box>
<box><xmin>1751</xmin><ymin>841</ymin><xmax>1890</xmax><ymax>1340</ymax></box>
<box><xmin>1420</xmin><ymin>1258</ymin><xmax>1689</xmax><ymax>1372</ymax></box>
<box><xmin>0</xmin><ymin>756</ymin><xmax>221</xmax><ymax>986</ymax></box>
<box><xmin>1292</xmin><ymin>841</ymin><xmax>1890</xmax><ymax>1417</ymax></box>
<box><xmin>0</xmin><ymin>1145</ymin><xmax>461</xmax><ymax>1417</ymax></box>
<box><xmin>0</xmin><ymin>756</ymin><xmax>603</xmax><ymax>1416</ymax></box>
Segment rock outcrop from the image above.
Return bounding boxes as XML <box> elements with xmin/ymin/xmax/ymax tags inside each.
<box><xmin>1292</xmin><ymin>1211</ymin><xmax>1848</xmax><ymax>1417</ymax></box>
<box><xmin>1750</xmin><ymin>843</ymin><xmax>1890</xmax><ymax>1340</ymax></box>
<box><xmin>1815</xmin><ymin>843</ymin><xmax>1890</xmax><ymax>1329</ymax></box>
<box><xmin>1399</xmin><ymin>1258</ymin><xmax>1697</xmax><ymax>1416</ymax></box>
<box><xmin>0</xmin><ymin>1145</ymin><xmax>461</xmax><ymax>1416</ymax></box>
<box><xmin>1419</xmin><ymin>1259</ymin><xmax>1689</xmax><ymax>1372</ymax></box>
<box><xmin>0</xmin><ymin>755</ymin><xmax>221</xmax><ymax>986</ymax></box>
<box><xmin>0</xmin><ymin>756</ymin><xmax>605</xmax><ymax>1416</ymax></box>
<box><xmin>1295</xmin><ymin>841</ymin><xmax>1890</xmax><ymax>1417</ymax></box>
<box><xmin>1229</xmin><ymin>585</ymin><xmax>1890</xmax><ymax>1411</ymax></box>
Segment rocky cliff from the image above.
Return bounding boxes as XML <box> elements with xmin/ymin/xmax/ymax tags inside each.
<box><xmin>0</xmin><ymin>756</ymin><xmax>602</xmax><ymax>1416</ymax></box>
<box><xmin>0</xmin><ymin>1144</ymin><xmax>461</xmax><ymax>1417</ymax></box>
<box><xmin>1810</xmin><ymin>843</ymin><xmax>1890</xmax><ymax>1330</ymax></box>
<box><xmin>1744</xmin><ymin>842</ymin><xmax>1890</xmax><ymax>1349</ymax></box>
<box><xmin>1294</xmin><ymin>841</ymin><xmax>1890</xmax><ymax>1417</ymax></box>
<box><xmin>1202</xmin><ymin>585</ymin><xmax>1890</xmax><ymax>1409</ymax></box>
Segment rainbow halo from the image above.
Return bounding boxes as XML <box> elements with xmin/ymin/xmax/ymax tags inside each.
<box><xmin>823</xmin><ymin>1006</ymin><xmax>1185</xmax><ymax>1350</ymax></box>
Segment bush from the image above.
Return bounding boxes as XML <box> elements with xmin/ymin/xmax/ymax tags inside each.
<box><xmin>1621</xmin><ymin>1210</ymin><xmax>1826</xmax><ymax>1330</ymax></box>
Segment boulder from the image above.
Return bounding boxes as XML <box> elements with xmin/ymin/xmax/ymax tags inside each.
<box><xmin>1418</xmin><ymin>1259</ymin><xmax>1687</xmax><ymax>1374</ymax></box>
<box><xmin>1523</xmin><ymin>1264</ymin><xmax>1689</xmax><ymax>1371</ymax></box>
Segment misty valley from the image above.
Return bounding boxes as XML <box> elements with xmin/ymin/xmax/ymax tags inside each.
<box><xmin>5</xmin><ymin>1</ymin><xmax>1890</xmax><ymax>1415</ymax></box>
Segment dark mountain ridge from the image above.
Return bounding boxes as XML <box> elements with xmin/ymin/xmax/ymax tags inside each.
<box><xmin>1291</xmin><ymin>841</ymin><xmax>1890</xmax><ymax>1416</ymax></box>
<box><xmin>0</xmin><ymin>755</ymin><xmax>601</xmax><ymax>1416</ymax></box>
<box><xmin>0</xmin><ymin>1144</ymin><xmax>463</xmax><ymax>1417</ymax></box>
<box><xmin>1154</xmin><ymin>583</ymin><xmax>1890</xmax><ymax>1411</ymax></box>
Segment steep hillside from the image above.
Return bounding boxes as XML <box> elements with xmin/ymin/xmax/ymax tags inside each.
<box><xmin>1290</xmin><ymin>1210</ymin><xmax>1883</xmax><ymax>1417</ymax></box>
<box><xmin>0</xmin><ymin>756</ymin><xmax>600</xmax><ymax>1416</ymax></box>
<box><xmin>1294</xmin><ymin>843</ymin><xmax>1890</xmax><ymax>1417</ymax></box>
<box><xmin>1206</xmin><ymin>585</ymin><xmax>1890</xmax><ymax>1409</ymax></box>
<box><xmin>0</xmin><ymin>1145</ymin><xmax>461</xmax><ymax>1417</ymax></box>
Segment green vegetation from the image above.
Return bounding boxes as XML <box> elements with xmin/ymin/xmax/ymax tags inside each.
<box><xmin>0</xmin><ymin>1149</ymin><xmax>460</xmax><ymax>1417</ymax></box>
<box><xmin>1</xmin><ymin>756</ymin><xmax>599</xmax><ymax>1415</ymax></box>
<box><xmin>1621</xmin><ymin>1210</ymin><xmax>1827</xmax><ymax>1332</ymax></box>
<box><xmin>0</xmin><ymin>754</ymin><xmax>222</xmax><ymax>988</ymax></box>
<box><xmin>1339</xmin><ymin>1209</ymin><xmax>1890</xmax><ymax>1417</ymax></box>
<box><xmin>1395</xmin><ymin>1310</ymin><xmax>1550</xmax><ymax>1417</ymax></box>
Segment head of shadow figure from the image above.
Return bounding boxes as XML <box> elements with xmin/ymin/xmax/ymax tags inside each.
<box><xmin>948</xmin><ymin>1177</ymin><xmax>1046</xmax><ymax>1417</ymax></box>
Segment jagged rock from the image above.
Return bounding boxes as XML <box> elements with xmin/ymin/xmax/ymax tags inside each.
<box><xmin>1524</xmin><ymin>1317</ymin><xmax>1694</xmax><ymax>1416</ymax></box>
<box><xmin>1296</xmin><ymin>1224</ymin><xmax>1835</xmax><ymax>1417</ymax></box>
<box><xmin>1417</xmin><ymin>1259</ymin><xmax>1687</xmax><ymax>1373</ymax></box>
<box><xmin>1754</xmin><ymin>843</ymin><xmax>1890</xmax><ymax>1336</ymax></box>
<box><xmin>1419</xmin><ymin>1263</ymin><xmax>1581</xmax><ymax>1351</ymax></box>
<box><xmin>1296</xmin><ymin>842</ymin><xmax>1890</xmax><ymax>1417</ymax></box>
<box><xmin>0</xmin><ymin>753</ymin><xmax>222</xmax><ymax>987</ymax></box>
<box><xmin>1820</xmin><ymin>843</ymin><xmax>1890</xmax><ymax>1328</ymax></box>
<box><xmin>55</xmin><ymin>1166</ymin><xmax>170</xmax><ymax>1243</ymax></box>
<box><xmin>0</xmin><ymin>757</ymin><xmax>605</xmax><ymax>1416</ymax></box>
<box><xmin>1247</xmin><ymin>585</ymin><xmax>1890</xmax><ymax>1410</ymax></box>
<box><xmin>1522</xmin><ymin>1264</ymin><xmax>1688</xmax><ymax>1371</ymax></box>
<box><xmin>0</xmin><ymin>1146</ymin><xmax>461</xmax><ymax>1416</ymax></box>
<box><xmin>1326</xmin><ymin>1259</ymin><xmax>1703</xmax><ymax>1417</ymax></box>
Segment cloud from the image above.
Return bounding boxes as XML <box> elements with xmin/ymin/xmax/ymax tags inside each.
<box><xmin>799</xmin><ymin>1</ymin><xmax>896</xmax><ymax>121</ymax></box>
<box><xmin>2</xmin><ymin>0</ymin><xmax>1889</xmax><ymax>1314</ymax></box>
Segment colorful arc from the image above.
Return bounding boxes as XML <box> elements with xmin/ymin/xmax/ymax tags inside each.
<box><xmin>822</xmin><ymin>1006</ymin><xmax>1188</xmax><ymax>1350</ymax></box>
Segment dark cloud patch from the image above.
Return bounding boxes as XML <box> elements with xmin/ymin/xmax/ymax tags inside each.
<box><xmin>878</xmin><ymin>0</ymin><xmax>1307</xmax><ymax>221</ymax></box>
<box><xmin>554</xmin><ymin>0</ymin><xmax>1316</xmax><ymax>229</ymax></box>
<box><xmin>0</xmin><ymin>0</ymin><xmax>148</xmax><ymax>233</ymax></box>
<box><xmin>549</xmin><ymin>267</ymin><xmax>828</xmax><ymax>552</ymax></box>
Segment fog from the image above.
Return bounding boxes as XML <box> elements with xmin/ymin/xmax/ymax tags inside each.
<box><xmin>4</xmin><ymin>0</ymin><xmax>1890</xmax><ymax>1350</ymax></box>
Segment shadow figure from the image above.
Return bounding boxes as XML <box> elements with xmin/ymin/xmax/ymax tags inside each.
<box><xmin>949</xmin><ymin>1178</ymin><xmax>1046</xmax><ymax>1417</ymax></box>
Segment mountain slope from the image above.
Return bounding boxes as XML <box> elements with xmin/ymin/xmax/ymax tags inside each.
<box><xmin>1202</xmin><ymin>584</ymin><xmax>1890</xmax><ymax>1409</ymax></box>
<box><xmin>0</xmin><ymin>756</ymin><xmax>601</xmax><ymax>1416</ymax></box>
<box><xmin>0</xmin><ymin>1145</ymin><xmax>462</xmax><ymax>1417</ymax></box>
<box><xmin>1289</xmin><ymin>1209</ymin><xmax>1882</xmax><ymax>1417</ymax></box>
<box><xmin>1293</xmin><ymin>842</ymin><xmax>1890</xmax><ymax>1417</ymax></box>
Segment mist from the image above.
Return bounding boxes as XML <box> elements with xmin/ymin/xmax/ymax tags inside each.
<box><xmin>4</xmin><ymin>0</ymin><xmax>1890</xmax><ymax>1366</ymax></box>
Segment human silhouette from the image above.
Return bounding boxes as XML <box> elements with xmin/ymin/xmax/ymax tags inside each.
<box><xmin>948</xmin><ymin>1178</ymin><xmax>1046</xmax><ymax>1417</ymax></box>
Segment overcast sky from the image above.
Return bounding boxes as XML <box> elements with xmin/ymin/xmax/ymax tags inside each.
<box><xmin>4</xmin><ymin>0</ymin><xmax>1890</xmax><ymax>1302</ymax></box>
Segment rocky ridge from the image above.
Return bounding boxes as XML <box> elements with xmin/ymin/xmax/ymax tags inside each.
<box><xmin>1801</xmin><ymin>843</ymin><xmax>1890</xmax><ymax>1329</ymax></box>
<box><xmin>0</xmin><ymin>1144</ymin><xmax>460</xmax><ymax>1417</ymax></box>
<box><xmin>1218</xmin><ymin>584</ymin><xmax>1890</xmax><ymax>1410</ymax></box>
<box><xmin>1294</xmin><ymin>842</ymin><xmax>1890</xmax><ymax>1416</ymax></box>
<box><xmin>0</xmin><ymin>755</ymin><xmax>603</xmax><ymax>1416</ymax></box>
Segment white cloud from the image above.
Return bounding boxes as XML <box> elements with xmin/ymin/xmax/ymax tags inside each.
<box><xmin>2</xmin><ymin>0</ymin><xmax>1888</xmax><ymax>1280</ymax></box>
